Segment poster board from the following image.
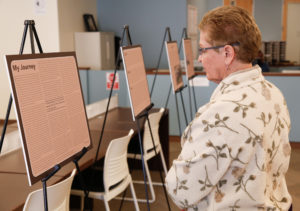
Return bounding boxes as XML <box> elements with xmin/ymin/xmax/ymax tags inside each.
<box><xmin>5</xmin><ymin>52</ymin><xmax>91</xmax><ymax>185</ymax></box>
<box><xmin>165</xmin><ymin>41</ymin><xmax>184</xmax><ymax>93</ymax></box>
<box><xmin>183</xmin><ymin>38</ymin><xmax>196</xmax><ymax>80</ymax></box>
<box><xmin>121</xmin><ymin>45</ymin><xmax>151</xmax><ymax>121</ymax></box>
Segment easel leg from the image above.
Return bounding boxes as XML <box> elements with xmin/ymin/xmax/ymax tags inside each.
<box><xmin>0</xmin><ymin>20</ymin><xmax>43</xmax><ymax>154</ymax></box>
<box><xmin>175</xmin><ymin>92</ymin><xmax>182</xmax><ymax>137</ymax></box>
<box><xmin>164</xmin><ymin>84</ymin><xmax>172</xmax><ymax>108</ymax></box>
<box><xmin>179</xmin><ymin>91</ymin><xmax>188</xmax><ymax>126</ymax></box>
<box><xmin>191</xmin><ymin>80</ymin><xmax>198</xmax><ymax>112</ymax></box>
<box><xmin>41</xmin><ymin>165</ymin><xmax>61</xmax><ymax>211</ymax></box>
<box><xmin>136</xmin><ymin>119</ymin><xmax>151</xmax><ymax>211</ymax></box>
<box><xmin>73</xmin><ymin>147</ymin><xmax>91</xmax><ymax>211</ymax></box>
<box><xmin>146</xmin><ymin>114</ymin><xmax>171</xmax><ymax>211</ymax></box>
<box><xmin>0</xmin><ymin>95</ymin><xmax>13</xmax><ymax>153</ymax></box>
<box><xmin>188</xmin><ymin>84</ymin><xmax>193</xmax><ymax>120</ymax></box>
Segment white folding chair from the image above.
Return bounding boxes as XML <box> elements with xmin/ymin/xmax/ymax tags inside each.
<box><xmin>71</xmin><ymin>129</ymin><xmax>140</xmax><ymax>211</ymax></box>
<box><xmin>127</xmin><ymin>108</ymin><xmax>167</xmax><ymax>203</ymax></box>
<box><xmin>23</xmin><ymin>168</ymin><xmax>77</xmax><ymax>211</ymax></box>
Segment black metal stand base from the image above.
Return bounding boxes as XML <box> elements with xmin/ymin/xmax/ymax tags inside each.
<box><xmin>73</xmin><ymin>147</ymin><xmax>91</xmax><ymax>211</ymax></box>
<box><xmin>41</xmin><ymin>165</ymin><xmax>61</xmax><ymax>211</ymax></box>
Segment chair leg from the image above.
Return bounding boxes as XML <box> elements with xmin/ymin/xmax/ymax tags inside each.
<box><xmin>144</xmin><ymin>156</ymin><xmax>156</xmax><ymax>202</ymax></box>
<box><xmin>158</xmin><ymin>145</ymin><xmax>168</xmax><ymax>175</ymax></box>
<box><xmin>130</xmin><ymin>181</ymin><xmax>140</xmax><ymax>211</ymax></box>
<box><xmin>115</xmin><ymin>158</ymin><xmax>156</xmax><ymax>203</ymax></box>
<box><xmin>80</xmin><ymin>196</ymin><xmax>84</xmax><ymax>211</ymax></box>
<box><xmin>104</xmin><ymin>199</ymin><xmax>110</xmax><ymax>211</ymax></box>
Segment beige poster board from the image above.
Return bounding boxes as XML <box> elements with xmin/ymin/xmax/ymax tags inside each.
<box><xmin>5</xmin><ymin>52</ymin><xmax>91</xmax><ymax>185</ymax></box>
<box><xmin>183</xmin><ymin>38</ymin><xmax>195</xmax><ymax>80</ymax></box>
<box><xmin>121</xmin><ymin>45</ymin><xmax>151</xmax><ymax>121</ymax></box>
<box><xmin>165</xmin><ymin>41</ymin><xmax>184</xmax><ymax>93</ymax></box>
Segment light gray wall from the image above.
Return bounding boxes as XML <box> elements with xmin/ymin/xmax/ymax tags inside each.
<box><xmin>189</xmin><ymin>0</ymin><xmax>283</xmax><ymax>42</ymax></box>
<box><xmin>254</xmin><ymin>0</ymin><xmax>282</xmax><ymax>41</ymax></box>
<box><xmin>97</xmin><ymin>0</ymin><xmax>186</xmax><ymax>69</ymax></box>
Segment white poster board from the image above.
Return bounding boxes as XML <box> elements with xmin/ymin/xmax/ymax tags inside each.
<box><xmin>5</xmin><ymin>52</ymin><xmax>91</xmax><ymax>185</ymax></box>
<box><xmin>121</xmin><ymin>45</ymin><xmax>151</xmax><ymax>121</ymax></box>
<box><xmin>165</xmin><ymin>41</ymin><xmax>184</xmax><ymax>93</ymax></box>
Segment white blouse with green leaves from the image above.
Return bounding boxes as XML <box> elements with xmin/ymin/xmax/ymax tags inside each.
<box><xmin>166</xmin><ymin>65</ymin><xmax>292</xmax><ymax>211</ymax></box>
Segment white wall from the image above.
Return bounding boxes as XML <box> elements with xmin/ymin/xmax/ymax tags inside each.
<box><xmin>57</xmin><ymin>0</ymin><xmax>98</xmax><ymax>51</ymax></box>
<box><xmin>0</xmin><ymin>0</ymin><xmax>97</xmax><ymax>119</ymax></box>
<box><xmin>0</xmin><ymin>0</ymin><xmax>60</xmax><ymax>119</ymax></box>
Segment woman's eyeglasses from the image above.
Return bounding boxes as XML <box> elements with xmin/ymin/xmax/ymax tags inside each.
<box><xmin>198</xmin><ymin>42</ymin><xmax>240</xmax><ymax>55</ymax></box>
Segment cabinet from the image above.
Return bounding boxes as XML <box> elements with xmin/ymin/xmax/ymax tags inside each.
<box><xmin>75</xmin><ymin>32</ymin><xmax>115</xmax><ymax>70</ymax></box>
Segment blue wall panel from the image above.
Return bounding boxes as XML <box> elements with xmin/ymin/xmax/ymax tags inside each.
<box><xmin>97</xmin><ymin>0</ymin><xmax>186</xmax><ymax>69</ymax></box>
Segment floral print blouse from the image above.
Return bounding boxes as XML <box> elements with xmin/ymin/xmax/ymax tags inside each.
<box><xmin>165</xmin><ymin>65</ymin><xmax>292</xmax><ymax>211</ymax></box>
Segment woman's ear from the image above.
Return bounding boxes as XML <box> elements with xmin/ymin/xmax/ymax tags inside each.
<box><xmin>224</xmin><ymin>45</ymin><xmax>235</xmax><ymax>66</ymax></box>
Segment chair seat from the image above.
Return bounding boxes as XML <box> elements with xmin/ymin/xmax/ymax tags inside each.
<box><xmin>72</xmin><ymin>167</ymin><xmax>105</xmax><ymax>192</ymax></box>
<box><xmin>72</xmin><ymin>167</ymin><xmax>124</xmax><ymax>193</ymax></box>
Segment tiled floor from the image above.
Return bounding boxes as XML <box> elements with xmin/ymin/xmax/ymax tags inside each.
<box><xmin>73</xmin><ymin>140</ymin><xmax>300</xmax><ymax>211</ymax></box>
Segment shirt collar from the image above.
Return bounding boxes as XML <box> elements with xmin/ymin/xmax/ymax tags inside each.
<box><xmin>211</xmin><ymin>65</ymin><xmax>264</xmax><ymax>100</ymax></box>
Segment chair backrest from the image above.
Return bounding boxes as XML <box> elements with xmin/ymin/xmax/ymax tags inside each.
<box><xmin>143</xmin><ymin>108</ymin><xmax>164</xmax><ymax>152</ymax></box>
<box><xmin>85</xmin><ymin>94</ymin><xmax>118</xmax><ymax>119</ymax></box>
<box><xmin>23</xmin><ymin>168</ymin><xmax>76</xmax><ymax>211</ymax></box>
<box><xmin>1</xmin><ymin>130</ymin><xmax>21</xmax><ymax>156</ymax></box>
<box><xmin>103</xmin><ymin>129</ymin><xmax>134</xmax><ymax>192</ymax></box>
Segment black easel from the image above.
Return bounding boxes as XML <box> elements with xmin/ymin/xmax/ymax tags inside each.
<box><xmin>179</xmin><ymin>28</ymin><xmax>198</xmax><ymax>118</ymax></box>
<box><xmin>72</xmin><ymin>147</ymin><xmax>90</xmax><ymax>211</ymax></box>
<box><xmin>133</xmin><ymin>103</ymin><xmax>171</xmax><ymax>211</ymax></box>
<box><xmin>150</xmin><ymin>27</ymin><xmax>170</xmax><ymax>97</ymax></box>
<box><xmin>0</xmin><ymin>20</ymin><xmax>62</xmax><ymax>211</ymax></box>
<box><xmin>157</xmin><ymin>27</ymin><xmax>188</xmax><ymax>137</ymax></box>
<box><xmin>93</xmin><ymin>25</ymin><xmax>129</xmax><ymax>164</ymax></box>
<box><xmin>42</xmin><ymin>165</ymin><xmax>61</xmax><ymax>211</ymax></box>
<box><xmin>92</xmin><ymin>25</ymin><xmax>153</xmax><ymax>211</ymax></box>
<box><xmin>0</xmin><ymin>20</ymin><xmax>43</xmax><ymax>154</ymax></box>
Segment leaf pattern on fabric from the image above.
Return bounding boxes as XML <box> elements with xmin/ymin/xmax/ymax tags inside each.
<box><xmin>232</xmin><ymin>174</ymin><xmax>256</xmax><ymax>201</ymax></box>
<box><xmin>227</xmin><ymin>147</ymin><xmax>247</xmax><ymax>164</ymax></box>
<box><xmin>224</xmin><ymin>93</ymin><xmax>256</xmax><ymax>118</ymax></box>
<box><xmin>219</xmin><ymin>80</ymin><xmax>240</xmax><ymax>94</ymax></box>
<box><xmin>241</xmin><ymin>123</ymin><xmax>263</xmax><ymax>147</ymax></box>
<box><xmin>228</xmin><ymin>199</ymin><xmax>241</xmax><ymax>211</ymax></box>
<box><xmin>267</xmin><ymin>140</ymin><xmax>280</xmax><ymax>165</ymax></box>
<box><xmin>202</xmin><ymin>113</ymin><xmax>239</xmax><ymax>134</ymax></box>
<box><xmin>198</xmin><ymin>166</ymin><xmax>213</xmax><ymax>191</ymax></box>
<box><xmin>202</xmin><ymin>140</ymin><xmax>228</xmax><ymax>170</ymax></box>
<box><xmin>183</xmin><ymin>158</ymin><xmax>196</xmax><ymax>175</ymax></box>
<box><xmin>272</xmin><ymin>104</ymin><xmax>285</xmax><ymax>137</ymax></box>
<box><xmin>261</xmin><ymin>81</ymin><xmax>272</xmax><ymax>100</ymax></box>
<box><xmin>182</xmin><ymin>122</ymin><xmax>193</xmax><ymax>144</ymax></box>
<box><xmin>255</xmin><ymin>154</ymin><xmax>265</xmax><ymax>172</ymax></box>
<box><xmin>214</xmin><ymin>179</ymin><xmax>227</xmax><ymax>203</ymax></box>
<box><xmin>270</xmin><ymin>193</ymin><xmax>289</xmax><ymax>211</ymax></box>
<box><xmin>257</xmin><ymin>112</ymin><xmax>272</xmax><ymax>127</ymax></box>
<box><xmin>173</xmin><ymin>165</ymin><xmax>189</xmax><ymax>196</ymax></box>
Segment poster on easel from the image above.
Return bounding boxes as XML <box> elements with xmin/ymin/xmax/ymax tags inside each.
<box><xmin>121</xmin><ymin>45</ymin><xmax>151</xmax><ymax>121</ymax></box>
<box><xmin>183</xmin><ymin>38</ymin><xmax>195</xmax><ymax>80</ymax></box>
<box><xmin>165</xmin><ymin>41</ymin><xmax>184</xmax><ymax>93</ymax></box>
<box><xmin>5</xmin><ymin>52</ymin><xmax>91</xmax><ymax>185</ymax></box>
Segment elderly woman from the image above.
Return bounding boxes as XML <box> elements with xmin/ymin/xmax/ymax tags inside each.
<box><xmin>165</xmin><ymin>6</ymin><xmax>292</xmax><ymax>211</ymax></box>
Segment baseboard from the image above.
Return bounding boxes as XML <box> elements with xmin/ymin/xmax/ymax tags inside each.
<box><xmin>290</xmin><ymin>142</ymin><xmax>300</xmax><ymax>148</ymax></box>
<box><xmin>0</xmin><ymin>119</ymin><xmax>17</xmax><ymax>125</ymax></box>
<box><xmin>169</xmin><ymin>135</ymin><xmax>180</xmax><ymax>142</ymax></box>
